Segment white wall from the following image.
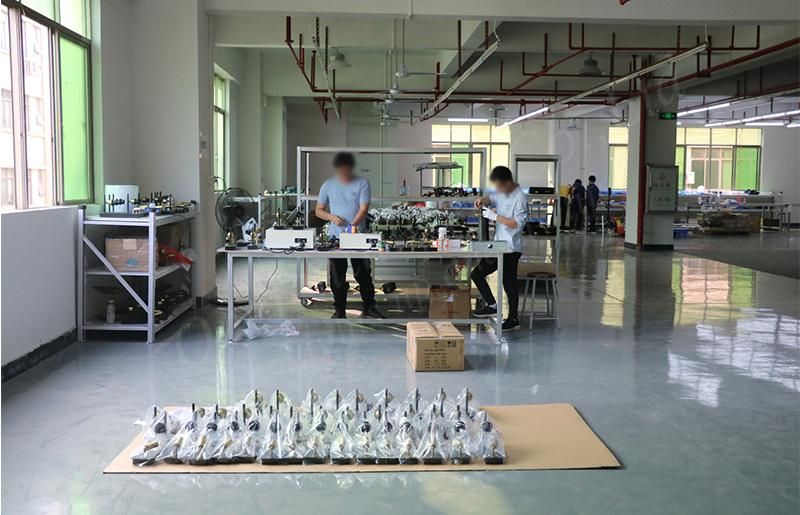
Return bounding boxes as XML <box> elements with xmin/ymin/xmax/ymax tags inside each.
<box><xmin>1</xmin><ymin>207</ymin><xmax>77</xmax><ymax>365</ymax></box>
<box><xmin>760</xmin><ymin>127</ymin><xmax>800</xmax><ymax>204</ymax></box>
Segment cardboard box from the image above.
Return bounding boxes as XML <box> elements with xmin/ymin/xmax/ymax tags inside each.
<box><xmin>406</xmin><ymin>321</ymin><xmax>465</xmax><ymax>371</ymax></box>
<box><xmin>105</xmin><ymin>237</ymin><xmax>150</xmax><ymax>272</ymax></box>
<box><xmin>428</xmin><ymin>285</ymin><xmax>471</xmax><ymax>319</ymax></box>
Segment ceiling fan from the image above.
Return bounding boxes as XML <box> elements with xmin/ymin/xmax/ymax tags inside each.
<box><xmin>395</xmin><ymin>19</ymin><xmax>447</xmax><ymax>78</ymax></box>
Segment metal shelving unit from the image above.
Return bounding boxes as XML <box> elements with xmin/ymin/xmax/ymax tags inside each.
<box><xmin>514</xmin><ymin>154</ymin><xmax>561</xmax><ymax>277</ymax></box>
<box><xmin>77</xmin><ymin>208</ymin><xmax>196</xmax><ymax>344</ymax></box>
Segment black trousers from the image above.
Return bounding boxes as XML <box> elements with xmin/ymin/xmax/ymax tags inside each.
<box><xmin>329</xmin><ymin>258</ymin><xmax>376</xmax><ymax>312</ymax></box>
<box><xmin>570</xmin><ymin>202</ymin><xmax>584</xmax><ymax>231</ymax></box>
<box><xmin>587</xmin><ymin>204</ymin><xmax>597</xmax><ymax>231</ymax></box>
<box><xmin>470</xmin><ymin>252</ymin><xmax>522</xmax><ymax>319</ymax></box>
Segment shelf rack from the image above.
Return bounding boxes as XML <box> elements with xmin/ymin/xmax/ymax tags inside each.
<box><xmin>77</xmin><ymin>208</ymin><xmax>196</xmax><ymax>344</ymax></box>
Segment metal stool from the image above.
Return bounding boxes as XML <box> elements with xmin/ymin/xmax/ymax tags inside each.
<box><xmin>520</xmin><ymin>272</ymin><xmax>560</xmax><ymax>329</ymax></box>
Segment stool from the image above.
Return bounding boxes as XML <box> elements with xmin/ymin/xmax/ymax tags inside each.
<box><xmin>520</xmin><ymin>272</ymin><xmax>560</xmax><ymax>330</ymax></box>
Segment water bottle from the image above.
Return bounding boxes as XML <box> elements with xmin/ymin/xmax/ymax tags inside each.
<box><xmin>106</xmin><ymin>300</ymin><xmax>116</xmax><ymax>324</ymax></box>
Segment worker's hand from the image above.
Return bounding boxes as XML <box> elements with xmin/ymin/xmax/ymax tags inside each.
<box><xmin>481</xmin><ymin>208</ymin><xmax>498</xmax><ymax>221</ymax></box>
<box><xmin>330</xmin><ymin>215</ymin><xmax>346</xmax><ymax>226</ymax></box>
<box><xmin>474</xmin><ymin>196</ymin><xmax>490</xmax><ymax>209</ymax></box>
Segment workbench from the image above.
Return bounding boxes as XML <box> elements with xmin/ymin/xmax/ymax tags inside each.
<box><xmin>220</xmin><ymin>247</ymin><xmax>510</xmax><ymax>344</ymax></box>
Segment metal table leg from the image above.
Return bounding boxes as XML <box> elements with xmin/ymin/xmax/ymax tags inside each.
<box><xmin>227</xmin><ymin>252</ymin><xmax>235</xmax><ymax>342</ymax></box>
<box><xmin>496</xmin><ymin>255</ymin><xmax>504</xmax><ymax>343</ymax></box>
<box><xmin>248</xmin><ymin>256</ymin><xmax>254</xmax><ymax>314</ymax></box>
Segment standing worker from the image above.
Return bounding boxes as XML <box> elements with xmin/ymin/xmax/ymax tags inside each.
<box><xmin>315</xmin><ymin>152</ymin><xmax>385</xmax><ymax>319</ymax></box>
<box><xmin>569</xmin><ymin>178</ymin><xmax>586</xmax><ymax>231</ymax></box>
<box><xmin>471</xmin><ymin>166</ymin><xmax>528</xmax><ymax>331</ymax></box>
<box><xmin>586</xmin><ymin>175</ymin><xmax>600</xmax><ymax>232</ymax></box>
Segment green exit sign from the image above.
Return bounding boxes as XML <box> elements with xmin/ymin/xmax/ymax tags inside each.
<box><xmin>659</xmin><ymin>112</ymin><xmax>678</xmax><ymax>120</ymax></box>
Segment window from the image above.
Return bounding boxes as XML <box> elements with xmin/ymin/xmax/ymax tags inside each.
<box><xmin>1</xmin><ymin>1</ymin><xmax>92</xmax><ymax>211</ymax></box>
<box><xmin>430</xmin><ymin>124</ymin><xmax>510</xmax><ymax>188</ymax></box>
<box><xmin>607</xmin><ymin>126</ymin><xmax>762</xmax><ymax>192</ymax></box>
<box><xmin>213</xmin><ymin>74</ymin><xmax>227</xmax><ymax>191</ymax></box>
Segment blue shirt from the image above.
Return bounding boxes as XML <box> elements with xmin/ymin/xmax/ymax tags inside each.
<box><xmin>490</xmin><ymin>186</ymin><xmax>528</xmax><ymax>253</ymax></box>
<box><xmin>318</xmin><ymin>176</ymin><xmax>371</xmax><ymax>237</ymax></box>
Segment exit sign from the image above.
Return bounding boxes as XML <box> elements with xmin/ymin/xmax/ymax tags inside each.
<box><xmin>659</xmin><ymin>112</ymin><xmax>678</xmax><ymax>120</ymax></box>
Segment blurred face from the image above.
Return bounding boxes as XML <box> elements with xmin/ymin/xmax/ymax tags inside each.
<box><xmin>492</xmin><ymin>179</ymin><xmax>514</xmax><ymax>194</ymax></box>
<box><xmin>335</xmin><ymin>164</ymin><xmax>355</xmax><ymax>181</ymax></box>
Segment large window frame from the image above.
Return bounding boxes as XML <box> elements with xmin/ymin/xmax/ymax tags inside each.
<box><xmin>1</xmin><ymin>0</ymin><xmax>92</xmax><ymax>211</ymax></box>
<box><xmin>430</xmin><ymin>124</ymin><xmax>510</xmax><ymax>188</ymax></box>
<box><xmin>212</xmin><ymin>73</ymin><xmax>228</xmax><ymax>191</ymax></box>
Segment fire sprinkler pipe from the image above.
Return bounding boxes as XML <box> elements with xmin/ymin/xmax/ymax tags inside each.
<box><xmin>568</xmin><ymin>23</ymin><xmax>760</xmax><ymax>52</ymax></box>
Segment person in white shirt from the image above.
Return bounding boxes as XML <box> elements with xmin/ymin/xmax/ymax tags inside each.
<box><xmin>471</xmin><ymin>166</ymin><xmax>528</xmax><ymax>331</ymax></box>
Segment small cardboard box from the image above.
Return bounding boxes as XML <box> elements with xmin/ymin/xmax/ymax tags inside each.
<box><xmin>428</xmin><ymin>285</ymin><xmax>471</xmax><ymax>319</ymax></box>
<box><xmin>407</xmin><ymin>321</ymin><xmax>465</xmax><ymax>372</ymax></box>
<box><xmin>105</xmin><ymin>237</ymin><xmax>150</xmax><ymax>272</ymax></box>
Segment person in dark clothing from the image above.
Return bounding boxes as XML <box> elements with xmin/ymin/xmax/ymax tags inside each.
<box><xmin>569</xmin><ymin>179</ymin><xmax>586</xmax><ymax>231</ymax></box>
<box><xmin>586</xmin><ymin>175</ymin><xmax>600</xmax><ymax>232</ymax></box>
<box><xmin>315</xmin><ymin>152</ymin><xmax>384</xmax><ymax>319</ymax></box>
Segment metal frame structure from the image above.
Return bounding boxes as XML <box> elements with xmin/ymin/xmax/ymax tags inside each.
<box><xmin>222</xmin><ymin>247</ymin><xmax>509</xmax><ymax>344</ymax></box>
<box><xmin>77</xmin><ymin>208</ymin><xmax>195</xmax><ymax>344</ymax></box>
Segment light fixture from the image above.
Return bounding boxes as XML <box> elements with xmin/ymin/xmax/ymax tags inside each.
<box><xmin>760</xmin><ymin>109</ymin><xmax>800</xmax><ymax>119</ymax></box>
<box><xmin>328</xmin><ymin>49</ymin><xmax>351</xmax><ymax>70</ymax></box>
<box><xmin>677</xmin><ymin>102</ymin><xmax>731</xmax><ymax>117</ymax></box>
<box><xmin>579</xmin><ymin>54</ymin><xmax>603</xmax><ymax>76</ymax></box>
<box><xmin>500</xmin><ymin>106</ymin><xmax>549</xmax><ymax>128</ymax></box>
<box><xmin>704</xmin><ymin>108</ymin><xmax>800</xmax><ymax>127</ymax></box>
<box><xmin>447</xmin><ymin>117</ymin><xmax>489</xmax><ymax>123</ymax></box>
<box><xmin>787</xmin><ymin>121</ymin><xmax>800</xmax><ymax>128</ymax></box>
<box><xmin>745</xmin><ymin>121</ymin><xmax>787</xmax><ymax>127</ymax></box>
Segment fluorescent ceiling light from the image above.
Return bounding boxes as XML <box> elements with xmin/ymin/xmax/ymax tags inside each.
<box><xmin>787</xmin><ymin>121</ymin><xmax>800</xmax><ymax>128</ymax></box>
<box><xmin>704</xmin><ymin>108</ymin><xmax>800</xmax><ymax>127</ymax></box>
<box><xmin>677</xmin><ymin>102</ymin><xmax>731</xmax><ymax>117</ymax></box>
<box><xmin>760</xmin><ymin>109</ymin><xmax>800</xmax><ymax>119</ymax></box>
<box><xmin>745</xmin><ymin>121</ymin><xmax>787</xmax><ymax>127</ymax></box>
<box><xmin>447</xmin><ymin>118</ymin><xmax>489</xmax><ymax>123</ymax></box>
<box><xmin>500</xmin><ymin>106</ymin><xmax>549</xmax><ymax>128</ymax></box>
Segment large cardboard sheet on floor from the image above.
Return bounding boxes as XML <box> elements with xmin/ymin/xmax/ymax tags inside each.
<box><xmin>105</xmin><ymin>404</ymin><xmax>620</xmax><ymax>474</ymax></box>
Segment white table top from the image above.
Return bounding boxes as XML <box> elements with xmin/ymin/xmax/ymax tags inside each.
<box><xmin>217</xmin><ymin>247</ymin><xmax>508</xmax><ymax>259</ymax></box>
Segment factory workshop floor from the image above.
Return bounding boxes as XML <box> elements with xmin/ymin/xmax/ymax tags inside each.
<box><xmin>2</xmin><ymin>232</ymin><xmax>799</xmax><ymax>514</ymax></box>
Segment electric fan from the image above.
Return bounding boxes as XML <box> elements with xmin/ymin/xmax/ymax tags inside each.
<box><xmin>215</xmin><ymin>187</ymin><xmax>256</xmax><ymax>249</ymax></box>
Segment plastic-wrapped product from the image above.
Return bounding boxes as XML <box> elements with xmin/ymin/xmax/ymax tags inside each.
<box><xmin>158</xmin><ymin>405</ymin><xmax>200</xmax><ymax>464</ymax></box>
<box><xmin>189</xmin><ymin>406</ymin><xmax>224</xmax><ymax>465</ymax></box>
<box><xmin>280</xmin><ymin>407</ymin><xmax>306</xmax><ymax>464</ymax></box>
<box><xmin>131</xmin><ymin>406</ymin><xmax>171</xmax><ymax>466</ymax></box>
<box><xmin>329</xmin><ymin>417</ymin><xmax>354</xmax><ymax>465</ymax></box>
<box><xmin>400</xmin><ymin>388</ymin><xmax>425</xmax><ymax>419</ymax></box>
<box><xmin>259</xmin><ymin>407</ymin><xmax>283</xmax><ymax>464</ymax></box>
<box><xmin>395</xmin><ymin>411</ymin><xmax>419</xmax><ymax>465</ymax></box>
<box><xmin>302</xmin><ymin>406</ymin><xmax>329</xmax><ymax>464</ymax></box>
<box><xmin>238</xmin><ymin>406</ymin><xmax>263</xmax><ymax>463</ymax></box>
<box><xmin>374</xmin><ymin>410</ymin><xmax>398</xmax><ymax>465</ymax></box>
<box><xmin>475</xmin><ymin>411</ymin><xmax>505</xmax><ymax>464</ymax></box>
<box><xmin>447</xmin><ymin>406</ymin><xmax>472</xmax><ymax>464</ymax></box>
<box><xmin>454</xmin><ymin>387</ymin><xmax>476</xmax><ymax>421</ymax></box>
<box><xmin>300</xmin><ymin>388</ymin><xmax>320</xmax><ymax>418</ymax></box>
<box><xmin>239</xmin><ymin>389</ymin><xmax>265</xmax><ymax>414</ymax></box>
<box><xmin>414</xmin><ymin>416</ymin><xmax>447</xmax><ymax>465</ymax></box>
<box><xmin>322</xmin><ymin>389</ymin><xmax>342</xmax><ymax>413</ymax></box>
<box><xmin>212</xmin><ymin>408</ymin><xmax>246</xmax><ymax>464</ymax></box>
<box><xmin>343</xmin><ymin>389</ymin><xmax>367</xmax><ymax>415</ymax></box>
<box><xmin>352</xmin><ymin>411</ymin><xmax>377</xmax><ymax>464</ymax></box>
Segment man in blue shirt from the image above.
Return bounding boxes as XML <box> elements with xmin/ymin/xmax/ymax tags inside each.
<box><xmin>315</xmin><ymin>152</ymin><xmax>384</xmax><ymax>319</ymax></box>
<box><xmin>471</xmin><ymin>166</ymin><xmax>528</xmax><ymax>331</ymax></box>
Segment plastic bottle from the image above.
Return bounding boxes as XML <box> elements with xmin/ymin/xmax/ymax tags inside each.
<box><xmin>106</xmin><ymin>300</ymin><xmax>116</xmax><ymax>324</ymax></box>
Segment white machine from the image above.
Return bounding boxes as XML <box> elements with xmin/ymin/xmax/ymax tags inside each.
<box><xmin>264</xmin><ymin>228</ymin><xmax>316</xmax><ymax>250</ymax></box>
<box><xmin>338</xmin><ymin>232</ymin><xmax>382</xmax><ymax>250</ymax></box>
<box><xmin>467</xmin><ymin>240</ymin><xmax>508</xmax><ymax>252</ymax></box>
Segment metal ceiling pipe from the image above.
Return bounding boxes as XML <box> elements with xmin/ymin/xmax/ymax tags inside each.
<box><xmin>568</xmin><ymin>23</ymin><xmax>760</xmax><ymax>52</ymax></box>
<box><xmin>649</xmin><ymin>37</ymin><xmax>800</xmax><ymax>92</ymax></box>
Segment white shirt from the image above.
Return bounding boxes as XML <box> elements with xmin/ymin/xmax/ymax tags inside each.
<box><xmin>490</xmin><ymin>186</ymin><xmax>528</xmax><ymax>253</ymax></box>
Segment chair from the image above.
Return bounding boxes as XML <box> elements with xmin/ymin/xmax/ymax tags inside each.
<box><xmin>520</xmin><ymin>272</ymin><xmax>560</xmax><ymax>330</ymax></box>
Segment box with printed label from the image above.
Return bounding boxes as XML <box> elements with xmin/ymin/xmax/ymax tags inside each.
<box><xmin>406</xmin><ymin>321</ymin><xmax>465</xmax><ymax>372</ymax></box>
<box><xmin>105</xmin><ymin>237</ymin><xmax>150</xmax><ymax>272</ymax></box>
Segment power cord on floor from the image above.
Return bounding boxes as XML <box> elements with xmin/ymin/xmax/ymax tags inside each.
<box><xmin>254</xmin><ymin>259</ymin><xmax>280</xmax><ymax>303</ymax></box>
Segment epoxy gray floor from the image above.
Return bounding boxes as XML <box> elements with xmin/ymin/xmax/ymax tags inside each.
<box><xmin>3</xmin><ymin>232</ymin><xmax>799</xmax><ymax>514</ymax></box>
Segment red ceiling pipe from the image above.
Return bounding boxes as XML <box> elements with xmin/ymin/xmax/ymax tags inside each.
<box><xmin>568</xmin><ymin>23</ymin><xmax>760</xmax><ymax>52</ymax></box>
<box><xmin>521</xmin><ymin>52</ymin><xmax>676</xmax><ymax>80</ymax></box>
<box><xmin>504</xmin><ymin>49</ymin><xmax>587</xmax><ymax>93</ymax></box>
<box><xmin>649</xmin><ymin>37</ymin><xmax>800</xmax><ymax>92</ymax></box>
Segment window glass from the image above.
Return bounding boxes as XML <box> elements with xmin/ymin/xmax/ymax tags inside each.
<box><xmin>470</xmin><ymin>124</ymin><xmax>490</xmax><ymax>142</ymax></box>
<box><xmin>490</xmin><ymin>124</ymin><xmax>510</xmax><ymax>142</ymax></box>
<box><xmin>712</xmin><ymin>128</ymin><xmax>736</xmax><ymax>145</ymax></box>
<box><xmin>734</xmin><ymin>147</ymin><xmax>759</xmax><ymax>190</ymax></box>
<box><xmin>450</xmin><ymin>124</ymin><xmax>469</xmax><ymax>142</ymax></box>
<box><xmin>472</xmin><ymin>144</ymin><xmax>487</xmax><ymax>188</ymax></box>
<box><xmin>608</xmin><ymin>126</ymin><xmax>628</xmax><ymax>145</ymax></box>
<box><xmin>688</xmin><ymin>147</ymin><xmax>707</xmax><ymax>188</ymax></box>
<box><xmin>1</xmin><ymin>5</ymin><xmax>15</xmax><ymax>211</ymax></box>
<box><xmin>675</xmin><ymin>146</ymin><xmax>685</xmax><ymax>190</ymax></box>
<box><xmin>431</xmin><ymin>124</ymin><xmax>449</xmax><ymax>142</ymax></box>
<box><xmin>59</xmin><ymin>0</ymin><xmax>88</xmax><ymax>37</ymax></box>
<box><xmin>608</xmin><ymin>145</ymin><xmax>628</xmax><ymax>189</ymax></box>
<box><xmin>737</xmin><ymin>128</ymin><xmax>761</xmax><ymax>146</ymax></box>
<box><xmin>22</xmin><ymin>0</ymin><xmax>55</xmax><ymax>19</ymax></box>
<box><xmin>675</xmin><ymin>127</ymin><xmax>685</xmax><ymax>145</ymax></box>
<box><xmin>213</xmin><ymin>110</ymin><xmax>224</xmax><ymax>189</ymax></box>
<box><xmin>60</xmin><ymin>36</ymin><xmax>91</xmax><ymax>202</ymax></box>
<box><xmin>22</xmin><ymin>16</ymin><xmax>54</xmax><ymax>208</ymax></box>
<box><xmin>685</xmin><ymin>128</ymin><xmax>710</xmax><ymax>145</ymax></box>
<box><xmin>490</xmin><ymin>143</ymin><xmax>508</xmax><ymax>172</ymax></box>
<box><xmin>449</xmin><ymin>144</ymin><xmax>469</xmax><ymax>186</ymax></box>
